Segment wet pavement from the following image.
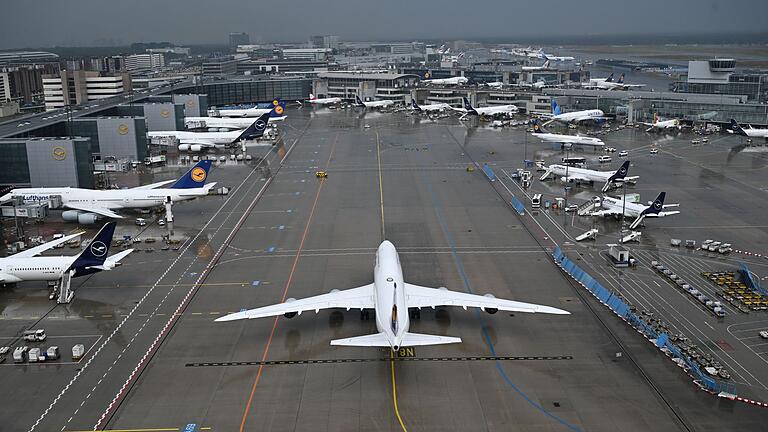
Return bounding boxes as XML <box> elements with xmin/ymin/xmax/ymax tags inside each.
<box><xmin>1</xmin><ymin>107</ymin><xmax>767</xmax><ymax>431</ymax></box>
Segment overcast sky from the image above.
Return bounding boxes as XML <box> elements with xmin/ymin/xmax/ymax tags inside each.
<box><xmin>1</xmin><ymin>0</ymin><xmax>767</xmax><ymax>49</ymax></box>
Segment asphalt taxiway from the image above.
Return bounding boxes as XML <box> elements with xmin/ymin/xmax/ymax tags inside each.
<box><xmin>2</xmin><ymin>108</ymin><xmax>767</xmax><ymax>431</ymax></box>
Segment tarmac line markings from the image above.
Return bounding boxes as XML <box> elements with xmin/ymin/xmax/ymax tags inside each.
<box><xmin>238</xmin><ymin>132</ymin><xmax>336</xmax><ymax>432</ymax></box>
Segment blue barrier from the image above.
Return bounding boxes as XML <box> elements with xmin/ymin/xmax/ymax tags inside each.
<box><xmin>740</xmin><ymin>262</ymin><xmax>767</xmax><ymax>295</ymax></box>
<box><xmin>510</xmin><ymin>196</ymin><xmax>526</xmax><ymax>215</ymax></box>
<box><xmin>552</xmin><ymin>247</ymin><xmax>736</xmax><ymax>396</ymax></box>
<box><xmin>482</xmin><ymin>163</ymin><xmax>497</xmax><ymax>181</ymax></box>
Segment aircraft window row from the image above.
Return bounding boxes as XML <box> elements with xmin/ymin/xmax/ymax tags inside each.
<box><xmin>15</xmin><ymin>267</ymin><xmax>58</xmax><ymax>271</ymax></box>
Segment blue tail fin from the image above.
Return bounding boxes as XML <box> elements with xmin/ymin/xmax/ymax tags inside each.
<box><xmin>609</xmin><ymin>160</ymin><xmax>630</xmax><ymax>182</ymax></box>
<box><xmin>270</xmin><ymin>100</ymin><xmax>286</xmax><ymax>117</ymax></box>
<box><xmin>551</xmin><ymin>100</ymin><xmax>561</xmax><ymax>116</ymax></box>
<box><xmin>730</xmin><ymin>119</ymin><xmax>747</xmax><ymax>136</ymax></box>
<box><xmin>68</xmin><ymin>222</ymin><xmax>116</xmax><ymax>275</ymax></box>
<box><xmin>171</xmin><ymin>160</ymin><xmax>213</xmax><ymax>189</ymax></box>
<box><xmin>642</xmin><ymin>192</ymin><xmax>666</xmax><ymax>216</ymax></box>
<box><xmin>411</xmin><ymin>99</ymin><xmax>422</xmax><ymax>111</ymax></box>
<box><xmin>605</xmin><ymin>73</ymin><xmax>614</xmax><ymax>83</ymax></box>
<box><xmin>617</xmin><ymin>73</ymin><xmax>625</xmax><ymax>84</ymax></box>
<box><xmin>235</xmin><ymin>112</ymin><xmax>270</xmax><ymax>141</ymax></box>
<box><xmin>532</xmin><ymin>120</ymin><xmax>544</xmax><ymax>133</ymax></box>
<box><xmin>355</xmin><ymin>95</ymin><xmax>365</xmax><ymax>106</ymax></box>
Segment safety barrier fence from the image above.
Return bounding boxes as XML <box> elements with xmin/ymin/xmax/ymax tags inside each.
<box><xmin>510</xmin><ymin>196</ymin><xmax>526</xmax><ymax>216</ymax></box>
<box><xmin>553</xmin><ymin>247</ymin><xmax>736</xmax><ymax>396</ymax></box>
<box><xmin>482</xmin><ymin>163</ymin><xmax>496</xmax><ymax>181</ymax></box>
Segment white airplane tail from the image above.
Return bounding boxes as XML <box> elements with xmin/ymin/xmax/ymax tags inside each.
<box><xmin>330</xmin><ymin>332</ymin><xmax>461</xmax><ymax>347</ymax></box>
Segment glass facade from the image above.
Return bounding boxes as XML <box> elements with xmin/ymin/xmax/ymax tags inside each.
<box><xmin>200</xmin><ymin>79</ymin><xmax>312</xmax><ymax>106</ymax></box>
<box><xmin>0</xmin><ymin>141</ymin><xmax>30</xmax><ymax>185</ymax></box>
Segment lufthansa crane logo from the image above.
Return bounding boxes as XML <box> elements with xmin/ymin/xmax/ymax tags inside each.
<box><xmin>90</xmin><ymin>241</ymin><xmax>108</xmax><ymax>257</ymax></box>
<box><xmin>534</xmin><ymin>124</ymin><xmax>540</xmax><ymax>131</ymax></box>
<box><xmin>160</xmin><ymin>109</ymin><xmax>171</xmax><ymax>118</ymax></box>
<box><xmin>117</xmin><ymin>124</ymin><xmax>129</xmax><ymax>135</ymax></box>
<box><xmin>255</xmin><ymin>119</ymin><xmax>267</xmax><ymax>130</ymax></box>
<box><xmin>52</xmin><ymin>146</ymin><xmax>67</xmax><ymax>161</ymax></box>
<box><xmin>186</xmin><ymin>100</ymin><xmax>196</xmax><ymax>108</ymax></box>
<box><xmin>618</xmin><ymin>167</ymin><xmax>627</xmax><ymax>175</ymax></box>
<box><xmin>275</xmin><ymin>105</ymin><xmax>284</xmax><ymax>115</ymax></box>
<box><xmin>272</xmin><ymin>99</ymin><xmax>279</xmax><ymax>106</ymax></box>
<box><xmin>653</xmin><ymin>200</ymin><xmax>662</xmax><ymax>210</ymax></box>
<box><xmin>191</xmin><ymin>167</ymin><xmax>207</xmax><ymax>182</ymax></box>
<box><xmin>424</xmin><ymin>71</ymin><xmax>431</xmax><ymax>79</ymax></box>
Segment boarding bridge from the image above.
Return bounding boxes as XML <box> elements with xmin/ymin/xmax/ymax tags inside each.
<box><xmin>539</xmin><ymin>168</ymin><xmax>553</xmax><ymax>181</ymax></box>
<box><xmin>577</xmin><ymin>198</ymin><xmax>600</xmax><ymax>216</ymax></box>
<box><xmin>56</xmin><ymin>270</ymin><xmax>74</xmax><ymax>304</ymax></box>
<box><xmin>575</xmin><ymin>229</ymin><xmax>598</xmax><ymax>242</ymax></box>
<box><xmin>620</xmin><ymin>231</ymin><xmax>642</xmax><ymax>244</ymax></box>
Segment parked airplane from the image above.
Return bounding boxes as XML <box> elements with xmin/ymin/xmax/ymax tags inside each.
<box><xmin>586</xmin><ymin>73</ymin><xmax>645</xmax><ymax>90</ymax></box>
<box><xmin>521</xmin><ymin>57</ymin><xmax>551</xmax><ymax>71</ymax></box>
<box><xmin>642</xmin><ymin>114</ymin><xmax>681</xmax><ymax>132</ymax></box>
<box><xmin>355</xmin><ymin>96</ymin><xmax>395</xmax><ymax>109</ymax></box>
<box><xmin>1</xmin><ymin>160</ymin><xmax>216</xmax><ymax>222</ymax></box>
<box><xmin>185</xmin><ymin>114</ymin><xmax>284</xmax><ymax>131</ymax></box>
<box><xmin>208</xmin><ymin>100</ymin><xmax>285</xmax><ymax>118</ymax></box>
<box><xmin>729</xmin><ymin>119</ymin><xmax>768</xmax><ymax>140</ymax></box>
<box><xmin>305</xmin><ymin>93</ymin><xmax>342</xmax><ymax>105</ymax></box>
<box><xmin>216</xmin><ymin>240</ymin><xmax>568</xmax><ymax>350</ymax></box>
<box><xmin>410</xmin><ymin>100</ymin><xmax>452</xmax><ymax>113</ymax></box>
<box><xmin>530</xmin><ymin>121</ymin><xmax>605</xmax><ymax>148</ymax></box>
<box><xmin>483</xmin><ymin>81</ymin><xmax>505</xmax><ymax>89</ymax></box>
<box><xmin>460</xmin><ymin>97</ymin><xmax>518</xmax><ymax>117</ymax></box>
<box><xmin>0</xmin><ymin>222</ymin><xmax>132</xmax><ymax>284</ymax></box>
<box><xmin>541</xmin><ymin>160</ymin><xmax>637</xmax><ymax>192</ymax></box>
<box><xmin>591</xmin><ymin>192</ymin><xmax>680</xmax><ymax>230</ymax></box>
<box><xmin>544</xmin><ymin>100</ymin><xmax>606</xmax><ymax>124</ymax></box>
<box><xmin>423</xmin><ymin>76</ymin><xmax>469</xmax><ymax>86</ymax></box>
<box><xmin>148</xmin><ymin>112</ymin><xmax>270</xmax><ymax>151</ymax></box>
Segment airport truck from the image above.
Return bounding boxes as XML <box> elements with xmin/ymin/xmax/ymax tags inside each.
<box><xmin>13</xmin><ymin>346</ymin><xmax>28</xmax><ymax>363</ymax></box>
<box><xmin>72</xmin><ymin>344</ymin><xmax>85</xmax><ymax>360</ymax></box>
<box><xmin>23</xmin><ymin>329</ymin><xmax>46</xmax><ymax>342</ymax></box>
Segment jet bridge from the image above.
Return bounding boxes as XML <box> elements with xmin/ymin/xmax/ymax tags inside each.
<box><xmin>575</xmin><ymin>229</ymin><xmax>598</xmax><ymax>241</ymax></box>
<box><xmin>620</xmin><ymin>231</ymin><xmax>642</xmax><ymax>243</ymax></box>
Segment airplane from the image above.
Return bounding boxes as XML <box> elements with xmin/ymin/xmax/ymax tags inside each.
<box><xmin>541</xmin><ymin>160</ymin><xmax>637</xmax><ymax>192</ymax></box>
<box><xmin>215</xmin><ymin>240</ymin><xmax>569</xmax><ymax>350</ymax></box>
<box><xmin>305</xmin><ymin>93</ymin><xmax>342</xmax><ymax>105</ymax></box>
<box><xmin>729</xmin><ymin>119</ymin><xmax>768</xmax><ymax>140</ymax></box>
<box><xmin>591</xmin><ymin>192</ymin><xmax>680</xmax><ymax>230</ymax></box>
<box><xmin>355</xmin><ymin>96</ymin><xmax>395</xmax><ymax>109</ymax></box>
<box><xmin>423</xmin><ymin>76</ymin><xmax>469</xmax><ymax>86</ymax></box>
<box><xmin>148</xmin><ymin>112</ymin><xmax>270</xmax><ymax>151</ymax></box>
<box><xmin>0</xmin><ymin>222</ymin><xmax>132</xmax><ymax>285</ymax></box>
<box><xmin>410</xmin><ymin>99</ymin><xmax>452</xmax><ymax>113</ymax></box>
<box><xmin>460</xmin><ymin>97</ymin><xmax>518</xmax><ymax>118</ymax></box>
<box><xmin>586</xmin><ymin>73</ymin><xmax>645</xmax><ymax>90</ymax></box>
<box><xmin>530</xmin><ymin>120</ymin><xmax>605</xmax><ymax>148</ymax></box>
<box><xmin>541</xmin><ymin>53</ymin><xmax>575</xmax><ymax>62</ymax></box>
<box><xmin>1</xmin><ymin>160</ymin><xmax>216</xmax><ymax>222</ymax></box>
<box><xmin>185</xmin><ymin>114</ymin><xmax>284</xmax><ymax>131</ymax></box>
<box><xmin>642</xmin><ymin>114</ymin><xmax>681</xmax><ymax>132</ymax></box>
<box><xmin>208</xmin><ymin>100</ymin><xmax>286</xmax><ymax>118</ymax></box>
<box><xmin>543</xmin><ymin>100</ymin><xmax>606</xmax><ymax>124</ymax></box>
<box><xmin>521</xmin><ymin>57</ymin><xmax>551</xmax><ymax>71</ymax></box>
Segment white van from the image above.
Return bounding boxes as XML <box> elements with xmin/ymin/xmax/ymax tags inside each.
<box><xmin>598</xmin><ymin>155</ymin><xmax>612</xmax><ymax>163</ymax></box>
<box><xmin>531</xmin><ymin>194</ymin><xmax>542</xmax><ymax>209</ymax></box>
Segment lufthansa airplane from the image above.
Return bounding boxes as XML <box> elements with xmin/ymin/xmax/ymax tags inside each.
<box><xmin>216</xmin><ymin>240</ymin><xmax>569</xmax><ymax>351</ymax></box>
<box><xmin>541</xmin><ymin>160</ymin><xmax>638</xmax><ymax>192</ymax></box>
<box><xmin>592</xmin><ymin>192</ymin><xmax>680</xmax><ymax>230</ymax></box>
<box><xmin>0</xmin><ymin>222</ymin><xmax>131</xmax><ymax>285</ymax></box>
<box><xmin>530</xmin><ymin>121</ymin><xmax>605</xmax><ymax>148</ymax></box>
<box><xmin>1</xmin><ymin>160</ymin><xmax>216</xmax><ymax>222</ymax></box>
<box><xmin>149</xmin><ymin>112</ymin><xmax>270</xmax><ymax>151</ymax></box>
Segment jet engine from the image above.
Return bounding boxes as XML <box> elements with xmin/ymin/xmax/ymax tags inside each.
<box><xmin>62</xmin><ymin>210</ymin><xmax>99</xmax><ymax>225</ymax></box>
<box><xmin>283</xmin><ymin>298</ymin><xmax>297</xmax><ymax>318</ymax></box>
<box><xmin>178</xmin><ymin>144</ymin><xmax>190</xmax><ymax>151</ymax></box>
<box><xmin>483</xmin><ymin>293</ymin><xmax>498</xmax><ymax>314</ymax></box>
<box><xmin>190</xmin><ymin>145</ymin><xmax>203</xmax><ymax>152</ymax></box>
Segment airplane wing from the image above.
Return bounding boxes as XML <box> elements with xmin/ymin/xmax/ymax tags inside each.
<box><xmin>64</xmin><ymin>203</ymin><xmax>124</xmax><ymax>219</ymax></box>
<box><xmin>566</xmin><ymin>174</ymin><xmax>593</xmax><ymax>183</ymax></box>
<box><xmin>645</xmin><ymin>210</ymin><xmax>680</xmax><ymax>218</ymax></box>
<box><xmin>405</xmin><ymin>283</ymin><xmax>569</xmax><ymax>315</ymax></box>
<box><xmin>13</xmin><ymin>232</ymin><xmax>84</xmax><ymax>258</ymax></box>
<box><xmin>132</xmin><ymin>180</ymin><xmax>176</xmax><ymax>189</ymax></box>
<box><xmin>590</xmin><ymin>209</ymin><xmax>622</xmax><ymax>217</ymax></box>
<box><xmin>215</xmin><ymin>284</ymin><xmax>376</xmax><ymax>321</ymax></box>
<box><xmin>177</xmin><ymin>138</ymin><xmax>219</xmax><ymax>147</ymax></box>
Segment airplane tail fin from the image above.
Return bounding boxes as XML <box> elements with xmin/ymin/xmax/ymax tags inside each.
<box><xmin>617</xmin><ymin>73</ymin><xmax>625</xmax><ymax>84</ymax></box>
<box><xmin>309</xmin><ymin>93</ymin><xmax>316</xmax><ymax>100</ymax></box>
<box><xmin>355</xmin><ymin>95</ymin><xmax>365</xmax><ymax>106</ymax></box>
<box><xmin>411</xmin><ymin>99</ymin><xmax>422</xmax><ymax>111</ymax></box>
<box><xmin>542</xmin><ymin>59</ymin><xmax>551</xmax><ymax>69</ymax></box>
<box><xmin>551</xmin><ymin>99</ymin><xmax>562</xmax><ymax>116</ymax></box>
<box><xmin>270</xmin><ymin>100</ymin><xmax>286</xmax><ymax>117</ymax></box>
<box><xmin>462</xmin><ymin>97</ymin><xmax>477</xmax><ymax>114</ymax></box>
<box><xmin>644</xmin><ymin>192</ymin><xmax>666</xmax><ymax>216</ymax></box>
<box><xmin>605</xmin><ymin>73</ymin><xmax>614</xmax><ymax>83</ymax></box>
<box><xmin>171</xmin><ymin>160</ymin><xmax>213</xmax><ymax>189</ymax></box>
<box><xmin>730</xmin><ymin>119</ymin><xmax>748</xmax><ymax>136</ymax></box>
<box><xmin>603</xmin><ymin>160</ymin><xmax>630</xmax><ymax>192</ymax></box>
<box><xmin>67</xmin><ymin>222</ymin><xmax>116</xmax><ymax>275</ymax></box>
<box><xmin>235</xmin><ymin>112</ymin><xmax>270</xmax><ymax>141</ymax></box>
<box><xmin>532</xmin><ymin>120</ymin><xmax>544</xmax><ymax>134</ymax></box>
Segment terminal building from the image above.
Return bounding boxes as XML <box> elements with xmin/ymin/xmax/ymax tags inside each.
<box><xmin>314</xmin><ymin>72</ymin><xmax>419</xmax><ymax>102</ymax></box>
<box><xmin>0</xmin><ymin>137</ymin><xmax>94</xmax><ymax>187</ymax></box>
<box><xmin>672</xmin><ymin>59</ymin><xmax>768</xmax><ymax>103</ymax></box>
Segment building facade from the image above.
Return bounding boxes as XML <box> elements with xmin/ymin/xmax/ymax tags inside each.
<box><xmin>672</xmin><ymin>59</ymin><xmax>768</xmax><ymax>103</ymax></box>
<box><xmin>124</xmin><ymin>53</ymin><xmax>166</xmax><ymax>71</ymax></box>
<box><xmin>42</xmin><ymin>70</ymin><xmax>132</xmax><ymax>110</ymax></box>
<box><xmin>315</xmin><ymin>72</ymin><xmax>419</xmax><ymax>102</ymax></box>
<box><xmin>0</xmin><ymin>137</ymin><xmax>93</xmax><ymax>187</ymax></box>
<box><xmin>229</xmin><ymin>32</ymin><xmax>250</xmax><ymax>51</ymax></box>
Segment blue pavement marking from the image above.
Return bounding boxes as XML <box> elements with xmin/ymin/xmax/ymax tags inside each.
<box><xmin>267</xmin><ymin>246</ymin><xmax>276</xmax><ymax>253</ymax></box>
<box><xmin>287</xmin><ymin>209</ymin><xmax>293</xmax><ymax>213</ymax></box>
<box><xmin>295</xmin><ymin>191</ymin><xmax>301</xmax><ymax>196</ymax></box>
<box><xmin>252</xmin><ymin>280</ymin><xmax>261</xmax><ymax>287</ymax></box>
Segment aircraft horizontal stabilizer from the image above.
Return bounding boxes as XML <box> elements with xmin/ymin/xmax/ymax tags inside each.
<box><xmin>401</xmin><ymin>332</ymin><xmax>462</xmax><ymax>346</ymax></box>
<box><xmin>331</xmin><ymin>333</ymin><xmax>390</xmax><ymax>347</ymax></box>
